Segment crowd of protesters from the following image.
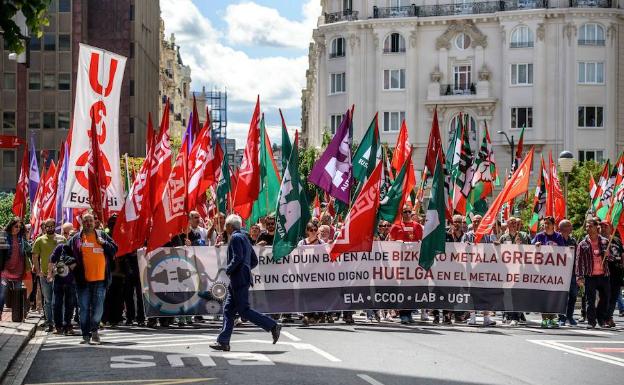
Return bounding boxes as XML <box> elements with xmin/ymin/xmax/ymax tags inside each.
<box><xmin>1</xmin><ymin>206</ymin><xmax>623</xmax><ymax>345</ymax></box>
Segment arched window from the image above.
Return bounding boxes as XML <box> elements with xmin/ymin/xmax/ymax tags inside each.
<box><xmin>448</xmin><ymin>114</ymin><xmax>478</xmax><ymax>147</ymax></box>
<box><xmin>510</xmin><ymin>26</ymin><xmax>534</xmax><ymax>48</ymax></box>
<box><xmin>330</xmin><ymin>37</ymin><xmax>345</xmax><ymax>58</ymax></box>
<box><xmin>578</xmin><ymin>23</ymin><xmax>605</xmax><ymax>46</ymax></box>
<box><xmin>383</xmin><ymin>33</ymin><xmax>406</xmax><ymax>54</ymax></box>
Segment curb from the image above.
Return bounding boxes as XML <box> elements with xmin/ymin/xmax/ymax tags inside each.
<box><xmin>0</xmin><ymin>315</ymin><xmax>42</xmax><ymax>384</ymax></box>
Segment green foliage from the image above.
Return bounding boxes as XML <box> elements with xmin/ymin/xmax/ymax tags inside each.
<box><xmin>321</xmin><ymin>131</ymin><xmax>331</xmax><ymax>148</ymax></box>
<box><xmin>0</xmin><ymin>0</ymin><xmax>52</xmax><ymax>54</ymax></box>
<box><xmin>120</xmin><ymin>156</ymin><xmax>145</xmax><ymax>184</ymax></box>
<box><xmin>298</xmin><ymin>145</ymin><xmax>319</xmax><ymax>202</ymax></box>
<box><xmin>170</xmin><ymin>135</ymin><xmax>182</xmax><ymax>159</ymax></box>
<box><xmin>0</xmin><ymin>192</ymin><xmax>30</xmax><ymax>228</ymax></box>
<box><xmin>566</xmin><ymin>161</ymin><xmax>603</xmax><ymax>240</ymax></box>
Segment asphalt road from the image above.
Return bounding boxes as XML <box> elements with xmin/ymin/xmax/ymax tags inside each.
<box><xmin>14</xmin><ymin>312</ymin><xmax>624</xmax><ymax>385</ymax></box>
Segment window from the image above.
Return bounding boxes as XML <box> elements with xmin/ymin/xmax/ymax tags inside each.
<box><xmin>578</xmin><ymin>106</ymin><xmax>604</xmax><ymax>128</ymax></box>
<box><xmin>43</xmin><ymin>73</ymin><xmax>56</xmax><ymax>90</ymax></box>
<box><xmin>453</xmin><ymin>65</ymin><xmax>472</xmax><ymax>92</ymax></box>
<box><xmin>330</xmin><ymin>73</ymin><xmax>346</xmax><ymax>94</ymax></box>
<box><xmin>342</xmin><ymin>0</ymin><xmax>352</xmax><ymax>11</ymax></box>
<box><xmin>43</xmin><ymin>34</ymin><xmax>56</xmax><ymax>51</ymax></box>
<box><xmin>29</xmin><ymin>37</ymin><xmax>41</xmax><ymax>51</ymax></box>
<box><xmin>130</xmin><ymin>4</ymin><xmax>134</xmax><ymax>21</ymax></box>
<box><xmin>511</xmin><ymin>107</ymin><xmax>533</xmax><ymax>129</ymax></box>
<box><xmin>455</xmin><ymin>33</ymin><xmax>471</xmax><ymax>50</ymax></box>
<box><xmin>129</xmin><ymin>117</ymin><xmax>134</xmax><ymax>134</ymax></box>
<box><xmin>578</xmin><ymin>23</ymin><xmax>605</xmax><ymax>46</ymax></box>
<box><xmin>58</xmin><ymin>112</ymin><xmax>70</xmax><ymax>130</ymax></box>
<box><xmin>510</xmin><ymin>26</ymin><xmax>534</xmax><ymax>48</ymax></box>
<box><xmin>43</xmin><ymin>112</ymin><xmax>55</xmax><ymax>129</ymax></box>
<box><xmin>511</xmin><ymin>63</ymin><xmax>533</xmax><ymax>85</ymax></box>
<box><xmin>129</xmin><ymin>79</ymin><xmax>134</xmax><ymax>96</ymax></box>
<box><xmin>578</xmin><ymin>62</ymin><xmax>604</xmax><ymax>84</ymax></box>
<box><xmin>449</xmin><ymin>114</ymin><xmax>478</xmax><ymax>144</ymax></box>
<box><xmin>29</xmin><ymin>73</ymin><xmax>41</xmax><ymax>90</ymax></box>
<box><xmin>58</xmin><ymin>73</ymin><xmax>71</xmax><ymax>90</ymax></box>
<box><xmin>3</xmin><ymin>151</ymin><xmax>16</xmax><ymax>167</ymax></box>
<box><xmin>3</xmin><ymin>112</ymin><xmax>16</xmax><ymax>132</ymax></box>
<box><xmin>383</xmin><ymin>69</ymin><xmax>405</xmax><ymax>90</ymax></box>
<box><xmin>329</xmin><ymin>114</ymin><xmax>342</xmax><ymax>135</ymax></box>
<box><xmin>330</xmin><ymin>37</ymin><xmax>345</xmax><ymax>58</ymax></box>
<box><xmin>59</xmin><ymin>0</ymin><xmax>71</xmax><ymax>12</ymax></box>
<box><xmin>383</xmin><ymin>33</ymin><xmax>406</xmax><ymax>54</ymax></box>
<box><xmin>130</xmin><ymin>43</ymin><xmax>134</xmax><ymax>58</ymax></box>
<box><xmin>383</xmin><ymin>111</ymin><xmax>405</xmax><ymax>132</ymax></box>
<box><xmin>29</xmin><ymin>112</ymin><xmax>41</xmax><ymax>129</ymax></box>
<box><xmin>3</xmin><ymin>73</ymin><xmax>16</xmax><ymax>90</ymax></box>
<box><xmin>58</xmin><ymin>34</ymin><xmax>71</xmax><ymax>51</ymax></box>
<box><xmin>578</xmin><ymin>150</ymin><xmax>604</xmax><ymax>163</ymax></box>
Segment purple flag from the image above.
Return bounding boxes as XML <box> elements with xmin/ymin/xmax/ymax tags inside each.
<box><xmin>308</xmin><ymin>108</ymin><xmax>353</xmax><ymax>204</ymax></box>
<box><xmin>56</xmin><ymin>141</ymin><xmax>72</xmax><ymax>227</ymax></box>
<box><xmin>28</xmin><ymin>133</ymin><xmax>40</xmax><ymax>205</ymax></box>
<box><xmin>182</xmin><ymin>111</ymin><xmax>193</xmax><ymax>154</ymax></box>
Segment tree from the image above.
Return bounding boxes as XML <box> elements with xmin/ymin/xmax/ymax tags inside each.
<box><xmin>0</xmin><ymin>192</ymin><xmax>30</xmax><ymax>228</ymax></box>
<box><xmin>565</xmin><ymin>160</ymin><xmax>602</xmax><ymax>240</ymax></box>
<box><xmin>1</xmin><ymin>1</ymin><xmax>52</xmax><ymax>54</ymax></box>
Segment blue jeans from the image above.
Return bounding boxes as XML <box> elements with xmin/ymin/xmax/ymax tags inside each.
<box><xmin>617</xmin><ymin>292</ymin><xmax>624</xmax><ymax>312</ymax></box>
<box><xmin>40</xmin><ymin>278</ymin><xmax>54</xmax><ymax>326</ymax></box>
<box><xmin>53</xmin><ymin>280</ymin><xmax>76</xmax><ymax>328</ymax></box>
<box><xmin>76</xmin><ymin>281</ymin><xmax>106</xmax><ymax>338</ymax></box>
<box><xmin>217</xmin><ymin>285</ymin><xmax>276</xmax><ymax>345</ymax></box>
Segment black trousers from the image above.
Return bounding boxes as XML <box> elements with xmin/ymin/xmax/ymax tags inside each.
<box><xmin>102</xmin><ymin>276</ymin><xmax>125</xmax><ymax>324</ymax></box>
<box><xmin>123</xmin><ymin>273</ymin><xmax>145</xmax><ymax>323</ymax></box>
<box><xmin>607</xmin><ymin>271</ymin><xmax>623</xmax><ymax>320</ymax></box>
<box><xmin>584</xmin><ymin>275</ymin><xmax>610</xmax><ymax>326</ymax></box>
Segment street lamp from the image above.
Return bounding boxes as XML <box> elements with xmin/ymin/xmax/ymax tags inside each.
<box><xmin>558</xmin><ymin>151</ymin><xmax>575</xmax><ymax>218</ymax></box>
<box><xmin>497</xmin><ymin>130</ymin><xmax>515</xmax><ymax>172</ymax></box>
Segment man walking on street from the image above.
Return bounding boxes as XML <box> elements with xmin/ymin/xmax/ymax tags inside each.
<box><xmin>599</xmin><ymin>220</ymin><xmax>624</xmax><ymax>328</ymax></box>
<box><xmin>210</xmin><ymin>214</ymin><xmax>281</xmax><ymax>351</ymax></box>
<box><xmin>63</xmin><ymin>213</ymin><xmax>118</xmax><ymax>344</ymax></box>
<box><xmin>558</xmin><ymin>219</ymin><xmax>578</xmax><ymax>326</ymax></box>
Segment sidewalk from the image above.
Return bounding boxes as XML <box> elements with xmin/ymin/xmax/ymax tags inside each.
<box><xmin>0</xmin><ymin>311</ymin><xmax>41</xmax><ymax>383</ymax></box>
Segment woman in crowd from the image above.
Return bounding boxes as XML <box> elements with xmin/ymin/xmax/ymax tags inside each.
<box><xmin>0</xmin><ymin>217</ymin><xmax>33</xmax><ymax>317</ymax></box>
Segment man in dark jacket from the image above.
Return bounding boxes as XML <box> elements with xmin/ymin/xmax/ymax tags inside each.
<box><xmin>63</xmin><ymin>212</ymin><xmax>118</xmax><ymax>344</ymax></box>
<box><xmin>210</xmin><ymin>214</ymin><xmax>280</xmax><ymax>351</ymax></box>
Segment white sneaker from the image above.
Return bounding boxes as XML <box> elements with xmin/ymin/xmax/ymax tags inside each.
<box><xmin>467</xmin><ymin>314</ymin><xmax>477</xmax><ymax>325</ymax></box>
<box><xmin>509</xmin><ymin>320</ymin><xmax>518</xmax><ymax>327</ymax></box>
<box><xmin>483</xmin><ymin>317</ymin><xmax>496</xmax><ymax>327</ymax></box>
<box><xmin>420</xmin><ymin>313</ymin><xmax>430</xmax><ymax>321</ymax></box>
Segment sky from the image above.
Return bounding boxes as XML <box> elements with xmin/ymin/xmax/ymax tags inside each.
<box><xmin>160</xmin><ymin>0</ymin><xmax>321</xmax><ymax>149</ymax></box>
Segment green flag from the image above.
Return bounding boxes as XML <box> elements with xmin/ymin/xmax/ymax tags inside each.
<box><xmin>280</xmin><ymin>109</ymin><xmax>292</xmax><ymax>176</ymax></box>
<box><xmin>420</xmin><ymin>156</ymin><xmax>446</xmax><ymax>270</ymax></box>
<box><xmin>273</xmin><ymin>132</ymin><xmax>311</xmax><ymax>260</ymax></box>
<box><xmin>378</xmin><ymin>157</ymin><xmax>410</xmax><ymax>223</ymax></box>
<box><xmin>216</xmin><ymin>151</ymin><xmax>231</xmax><ymax>214</ymax></box>
<box><xmin>352</xmin><ymin>113</ymin><xmax>380</xmax><ymax>183</ymax></box>
<box><xmin>249</xmin><ymin>116</ymin><xmax>282</xmax><ymax>226</ymax></box>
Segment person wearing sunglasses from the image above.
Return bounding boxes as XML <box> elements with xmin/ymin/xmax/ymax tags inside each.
<box><xmin>256</xmin><ymin>215</ymin><xmax>276</xmax><ymax>246</ymax></box>
<box><xmin>298</xmin><ymin>222</ymin><xmax>324</xmax><ymax>247</ymax></box>
<box><xmin>376</xmin><ymin>221</ymin><xmax>390</xmax><ymax>241</ymax></box>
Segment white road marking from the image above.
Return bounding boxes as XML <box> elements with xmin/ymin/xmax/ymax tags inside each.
<box><xmin>281</xmin><ymin>331</ymin><xmax>301</xmax><ymax>341</ymax></box>
<box><xmin>528</xmin><ymin>340</ymin><xmax>624</xmax><ymax>367</ymax></box>
<box><xmin>357</xmin><ymin>374</ymin><xmax>385</xmax><ymax>385</ymax></box>
<box><xmin>570</xmin><ymin>329</ymin><xmax>615</xmax><ymax>336</ymax></box>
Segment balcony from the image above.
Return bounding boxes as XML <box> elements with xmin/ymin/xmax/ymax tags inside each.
<box><xmin>373</xmin><ymin>5</ymin><xmax>417</xmax><ymax>18</ymax></box>
<box><xmin>329</xmin><ymin>52</ymin><xmax>346</xmax><ymax>59</ymax></box>
<box><xmin>324</xmin><ymin>10</ymin><xmax>358</xmax><ymax>24</ymax></box>
<box><xmin>571</xmin><ymin>0</ymin><xmax>612</xmax><ymax>7</ymax></box>
<box><xmin>441</xmin><ymin>83</ymin><xmax>477</xmax><ymax>96</ymax></box>
<box><xmin>578</xmin><ymin>39</ymin><xmax>606</xmax><ymax>46</ymax></box>
<box><xmin>510</xmin><ymin>41</ymin><xmax>534</xmax><ymax>48</ymax></box>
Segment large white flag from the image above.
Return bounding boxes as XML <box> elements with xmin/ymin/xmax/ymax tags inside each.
<box><xmin>63</xmin><ymin>44</ymin><xmax>126</xmax><ymax>210</ymax></box>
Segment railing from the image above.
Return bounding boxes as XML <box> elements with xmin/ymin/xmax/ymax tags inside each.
<box><xmin>324</xmin><ymin>10</ymin><xmax>358</xmax><ymax>24</ymax></box>
<box><xmin>373</xmin><ymin>5</ymin><xmax>417</xmax><ymax>18</ymax></box>
<box><xmin>570</xmin><ymin>0</ymin><xmax>612</xmax><ymax>7</ymax></box>
<box><xmin>510</xmin><ymin>41</ymin><xmax>535</xmax><ymax>48</ymax></box>
<box><xmin>383</xmin><ymin>47</ymin><xmax>407</xmax><ymax>54</ymax></box>
<box><xmin>329</xmin><ymin>51</ymin><xmax>346</xmax><ymax>58</ymax></box>
<box><xmin>578</xmin><ymin>39</ymin><xmax>606</xmax><ymax>46</ymax></box>
<box><xmin>440</xmin><ymin>83</ymin><xmax>477</xmax><ymax>96</ymax></box>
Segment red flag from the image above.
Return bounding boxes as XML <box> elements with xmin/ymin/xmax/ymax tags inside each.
<box><xmin>424</xmin><ymin>107</ymin><xmax>443</xmax><ymax>176</ymax></box>
<box><xmin>0</xmin><ymin>135</ymin><xmax>25</xmax><ymax>149</ymax></box>
<box><xmin>31</xmin><ymin>162</ymin><xmax>56</xmax><ymax>238</ymax></box>
<box><xmin>192</xmin><ymin>95</ymin><xmax>201</xmax><ymax>139</ymax></box>
<box><xmin>150</xmin><ymin>101</ymin><xmax>172</xmax><ymax>210</ymax></box>
<box><xmin>330</xmin><ymin>161</ymin><xmax>383</xmax><ymax>261</ymax></box>
<box><xmin>391</xmin><ymin>120</ymin><xmax>411</xmax><ymax>172</ymax></box>
<box><xmin>548</xmin><ymin>151</ymin><xmax>566</xmax><ymax>223</ymax></box>
<box><xmin>39</xmin><ymin>160</ymin><xmax>59</xmax><ymax>224</ymax></box>
<box><xmin>113</xmin><ymin>114</ymin><xmax>156</xmax><ymax>256</ymax></box>
<box><xmin>475</xmin><ymin>147</ymin><xmax>534</xmax><ymax>242</ymax></box>
<box><xmin>312</xmin><ymin>194</ymin><xmax>321</xmax><ymax>218</ymax></box>
<box><xmin>147</xmin><ymin>149</ymin><xmax>189</xmax><ymax>251</ymax></box>
<box><xmin>232</xmin><ymin>96</ymin><xmax>261</xmax><ymax>219</ymax></box>
<box><xmin>40</xmin><ymin>142</ymin><xmax>66</xmax><ymax>222</ymax></box>
<box><xmin>87</xmin><ymin>113</ymin><xmax>108</xmax><ymax>222</ymax></box>
<box><xmin>12</xmin><ymin>147</ymin><xmax>29</xmax><ymax>217</ymax></box>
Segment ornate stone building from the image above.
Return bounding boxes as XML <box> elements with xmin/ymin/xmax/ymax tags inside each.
<box><xmin>302</xmin><ymin>0</ymin><xmax>624</xmax><ymax>173</ymax></box>
<box><xmin>159</xmin><ymin>18</ymin><xmax>192</xmax><ymax>139</ymax></box>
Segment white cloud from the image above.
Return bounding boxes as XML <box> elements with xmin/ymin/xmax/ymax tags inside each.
<box><xmin>224</xmin><ymin>1</ymin><xmax>320</xmax><ymax>49</ymax></box>
<box><xmin>226</xmin><ymin>122</ymin><xmax>300</xmax><ymax>150</ymax></box>
<box><xmin>161</xmin><ymin>0</ymin><xmax>317</xmax><ymax>147</ymax></box>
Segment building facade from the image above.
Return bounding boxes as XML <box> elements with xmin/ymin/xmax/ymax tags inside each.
<box><xmin>0</xmin><ymin>0</ymin><xmax>160</xmax><ymax>191</ymax></box>
<box><xmin>159</xmin><ymin>19</ymin><xmax>192</xmax><ymax>139</ymax></box>
<box><xmin>302</xmin><ymin>0</ymin><xmax>624</xmax><ymax>174</ymax></box>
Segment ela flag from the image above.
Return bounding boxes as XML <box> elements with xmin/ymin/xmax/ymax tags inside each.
<box><xmin>232</xmin><ymin>96</ymin><xmax>261</xmax><ymax>219</ymax></box>
<box><xmin>466</xmin><ymin>123</ymin><xmax>497</xmax><ymax>215</ymax></box>
<box><xmin>308</xmin><ymin>107</ymin><xmax>353</xmax><ymax>204</ymax></box>
<box><xmin>330</xmin><ymin>161</ymin><xmax>382</xmax><ymax>261</ymax></box>
<box><xmin>280</xmin><ymin>109</ymin><xmax>292</xmax><ymax>176</ymax></box>
<box><xmin>420</xmin><ymin>156</ymin><xmax>446</xmax><ymax>270</ymax></box>
<box><xmin>352</xmin><ymin>113</ymin><xmax>380</xmax><ymax>183</ymax></box>
<box><xmin>273</xmin><ymin>131</ymin><xmax>310</xmax><ymax>260</ymax></box>
<box><xmin>216</xmin><ymin>143</ymin><xmax>231</xmax><ymax>213</ymax></box>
